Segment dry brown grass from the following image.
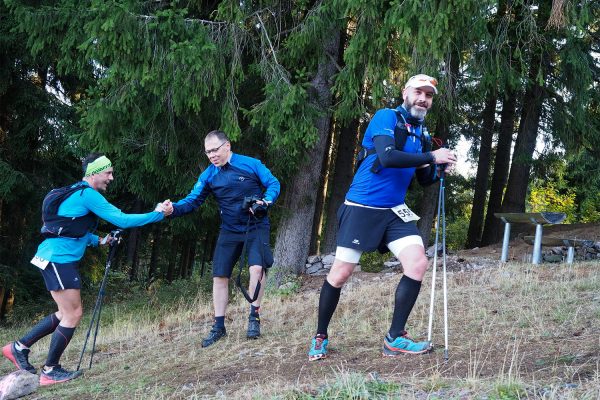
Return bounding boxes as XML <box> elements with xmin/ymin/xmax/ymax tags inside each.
<box><xmin>2</xmin><ymin>259</ymin><xmax>599</xmax><ymax>399</ymax></box>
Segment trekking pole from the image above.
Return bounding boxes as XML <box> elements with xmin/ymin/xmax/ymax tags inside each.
<box><xmin>440</xmin><ymin>171</ymin><xmax>449</xmax><ymax>361</ymax></box>
<box><xmin>77</xmin><ymin>229</ymin><xmax>123</xmax><ymax>370</ymax></box>
<box><xmin>427</xmin><ymin>171</ymin><xmax>444</xmax><ymax>343</ymax></box>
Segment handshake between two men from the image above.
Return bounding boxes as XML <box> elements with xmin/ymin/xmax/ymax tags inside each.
<box><xmin>155</xmin><ymin>200</ymin><xmax>174</xmax><ymax>216</ymax></box>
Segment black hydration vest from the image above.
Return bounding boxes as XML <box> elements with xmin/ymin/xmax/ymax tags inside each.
<box><xmin>356</xmin><ymin>110</ymin><xmax>432</xmax><ymax>173</ymax></box>
<box><xmin>40</xmin><ymin>182</ymin><xmax>98</xmax><ymax>238</ymax></box>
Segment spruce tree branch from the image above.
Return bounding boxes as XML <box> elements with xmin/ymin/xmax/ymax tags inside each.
<box><xmin>325</xmin><ymin>51</ymin><xmax>343</xmax><ymax>73</ymax></box>
<box><xmin>255</xmin><ymin>13</ymin><xmax>280</xmax><ymax>70</ymax></box>
<box><xmin>135</xmin><ymin>13</ymin><xmax>227</xmax><ymax>26</ymax></box>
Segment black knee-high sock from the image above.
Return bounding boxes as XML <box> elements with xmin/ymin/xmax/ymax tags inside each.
<box><xmin>388</xmin><ymin>275</ymin><xmax>422</xmax><ymax>339</ymax></box>
<box><xmin>18</xmin><ymin>313</ymin><xmax>60</xmax><ymax>348</ymax></box>
<box><xmin>316</xmin><ymin>280</ymin><xmax>342</xmax><ymax>337</ymax></box>
<box><xmin>45</xmin><ymin>325</ymin><xmax>75</xmax><ymax>367</ymax></box>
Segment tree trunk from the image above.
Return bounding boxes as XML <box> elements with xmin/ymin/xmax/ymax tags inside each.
<box><xmin>480</xmin><ymin>92</ymin><xmax>518</xmax><ymax>245</ymax></box>
<box><xmin>272</xmin><ymin>29</ymin><xmax>341</xmax><ymax>274</ymax></box>
<box><xmin>321</xmin><ymin>118</ymin><xmax>361</xmax><ymax>254</ymax></box>
<box><xmin>179</xmin><ymin>239</ymin><xmax>190</xmax><ymax>279</ymax></box>
<box><xmin>0</xmin><ymin>286</ymin><xmax>9</xmax><ymax>320</ymax></box>
<box><xmin>465</xmin><ymin>91</ymin><xmax>497</xmax><ymax>248</ymax></box>
<box><xmin>417</xmin><ymin>51</ymin><xmax>459</xmax><ymax>246</ymax></box>
<box><xmin>501</xmin><ymin>3</ymin><xmax>551</xmax><ymax>214</ymax></box>
<box><xmin>147</xmin><ymin>225</ymin><xmax>162</xmax><ymax>285</ymax></box>
<box><xmin>309</xmin><ymin>115</ymin><xmax>336</xmax><ymax>255</ymax></box>
<box><xmin>126</xmin><ymin>198</ymin><xmax>142</xmax><ymax>281</ymax></box>
<box><xmin>186</xmin><ymin>240</ymin><xmax>197</xmax><ymax>278</ymax></box>
<box><xmin>200</xmin><ymin>234</ymin><xmax>210</xmax><ymax>276</ymax></box>
<box><xmin>166</xmin><ymin>234</ymin><xmax>178</xmax><ymax>283</ymax></box>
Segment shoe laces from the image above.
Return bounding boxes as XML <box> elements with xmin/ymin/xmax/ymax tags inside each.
<box><xmin>208</xmin><ymin>326</ymin><xmax>225</xmax><ymax>337</ymax></box>
<box><xmin>43</xmin><ymin>365</ymin><xmax>62</xmax><ymax>374</ymax></box>
<box><xmin>18</xmin><ymin>347</ymin><xmax>30</xmax><ymax>356</ymax></box>
<box><xmin>314</xmin><ymin>335</ymin><xmax>327</xmax><ymax>349</ymax></box>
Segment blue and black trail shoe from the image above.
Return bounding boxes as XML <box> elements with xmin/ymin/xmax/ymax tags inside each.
<box><xmin>308</xmin><ymin>334</ymin><xmax>329</xmax><ymax>361</ymax></box>
<box><xmin>201</xmin><ymin>326</ymin><xmax>227</xmax><ymax>348</ymax></box>
<box><xmin>247</xmin><ymin>315</ymin><xmax>261</xmax><ymax>339</ymax></box>
<box><xmin>382</xmin><ymin>332</ymin><xmax>432</xmax><ymax>356</ymax></box>
<box><xmin>40</xmin><ymin>365</ymin><xmax>83</xmax><ymax>386</ymax></box>
<box><xmin>2</xmin><ymin>342</ymin><xmax>37</xmax><ymax>374</ymax></box>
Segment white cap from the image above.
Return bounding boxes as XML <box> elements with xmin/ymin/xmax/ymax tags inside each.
<box><xmin>404</xmin><ymin>74</ymin><xmax>438</xmax><ymax>94</ymax></box>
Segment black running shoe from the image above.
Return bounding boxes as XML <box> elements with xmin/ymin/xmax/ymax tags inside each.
<box><xmin>2</xmin><ymin>342</ymin><xmax>37</xmax><ymax>374</ymax></box>
<box><xmin>40</xmin><ymin>365</ymin><xmax>83</xmax><ymax>386</ymax></box>
<box><xmin>247</xmin><ymin>315</ymin><xmax>261</xmax><ymax>339</ymax></box>
<box><xmin>201</xmin><ymin>326</ymin><xmax>227</xmax><ymax>348</ymax></box>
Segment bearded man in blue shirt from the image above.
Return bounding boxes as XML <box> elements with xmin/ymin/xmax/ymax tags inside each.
<box><xmin>163</xmin><ymin>130</ymin><xmax>280</xmax><ymax>348</ymax></box>
<box><xmin>2</xmin><ymin>153</ymin><xmax>168</xmax><ymax>385</ymax></box>
<box><xmin>308</xmin><ymin>74</ymin><xmax>458</xmax><ymax>361</ymax></box>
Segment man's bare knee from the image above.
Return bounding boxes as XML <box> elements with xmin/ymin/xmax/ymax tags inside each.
<box><xmin>403</xmin><ymin>255</ymin><xmax>428</xmax><ymax>281</ymax></box>
<box><xmin>249</xmin><ymin>265</ymin><xmax>263</xmax><ymax>279</ymax></box>
<box><xmin>327</xmin><ymin>260</ymin><xmax>356</xmax><ymax>287</ymax></box>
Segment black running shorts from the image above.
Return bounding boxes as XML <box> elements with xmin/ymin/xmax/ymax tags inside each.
<box><xmin>39</xmin><ymin>261</ymin><xmax>82</xmax><ymax>291</ymax></box>
<box><xmin>212</xmin><ymin>227</ymin><xmax>274</xmax><ymax>278</ymax></box>
<box><xmin>336</xmin><ymin>203</ymin><xmax>421</xmax><ymax>253</ymax></box>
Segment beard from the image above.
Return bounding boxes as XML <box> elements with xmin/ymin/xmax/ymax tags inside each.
<box><xmin>404</xmin><ymin>101</ymin><xmax>428</xmax><ymax>119</ymax></box>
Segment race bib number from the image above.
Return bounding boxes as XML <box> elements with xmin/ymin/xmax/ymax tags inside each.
<box><xmin>392</xmin><ymin>204</ymin><xmax>420</xmax><ymax>222</ymax></box>
<box><xmin>30</xmin><ymin>255</ymin><xmax>50</xmax><ymax>270</ymax></box>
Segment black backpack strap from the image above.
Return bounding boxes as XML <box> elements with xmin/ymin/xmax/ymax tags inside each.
<box><xmin>41</xmin><ymin>183</ymin><xmax>97</xmax><ymax>238</ymax></box>
<box><xmin>369</xmin><ymin>110</ymin><xmax>414</xmax><ymax>173</ymax></box>
<box><xmin>235</xmin><ymin>216</ymin><xmax>265</xmax><ymax>303</ymax></box>
<box><xmin>354</xmin><ymin>147</ymin><xmax>377</xmax><ymax>171</ymax></box>
<box><xmin>356</xmin><ymin>109</ymin><xmax>431</xmax><ymax>174</ymax></box>
<box><xmin>44</xmin><ymin>183</ymin><xmax>88</xmax><ymax>216</ymax></box>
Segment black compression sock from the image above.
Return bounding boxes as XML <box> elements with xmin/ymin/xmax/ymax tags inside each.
<box><xmin>45</xmin><ymin>325</ymin><xmax>75</xmax><ymax>367</ymax></box>
<box><xmin>316</xmin><ymin>280</ymin><xmax>342</xmax><ymax>337</ymax></box>
<box><xmin>388</xmin><ymin>275</ymin><xmax>422</xmax><ymax>339</ymax></box>
<box><xmin>19</xmin><ymin>313</ymin><xmax>60</xmax><ymax>348</ymax></box>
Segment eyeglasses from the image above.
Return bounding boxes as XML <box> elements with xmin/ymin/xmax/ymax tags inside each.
<box><xmin>204</xmin><ymin>141</ymin><xmax>228</xmax><ymax>155</ymax></box>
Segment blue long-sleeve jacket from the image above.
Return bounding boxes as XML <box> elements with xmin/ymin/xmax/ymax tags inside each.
<box><xmin>172</xmin><ymin>153</ymin><xmax>280</xmax><ymax>233</ymax></box>
<box><xmin>348</xmin><ymin>106</ymin><xmax>432</xmax><ymax>207</ymax></box>
<box><xmin>35</xmin><ymin>181</ymin><xmax>164</xmax><ymax>263</ymax></box>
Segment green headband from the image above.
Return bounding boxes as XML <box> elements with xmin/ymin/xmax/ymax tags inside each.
<box><xmin>85</xmin><ymin>156</ymin><xmax>112</xmax><ymax>177</ymax></box>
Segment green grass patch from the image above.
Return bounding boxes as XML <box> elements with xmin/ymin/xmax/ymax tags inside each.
<box><xmin>491</xmin><ymin>381</ymin><xmax>527</xmax><ymax>400</ymax></box>
<box><xmin>283</xmin><ymin>373</ymin><xmax>403</xmax><ymax>399</ymax></box>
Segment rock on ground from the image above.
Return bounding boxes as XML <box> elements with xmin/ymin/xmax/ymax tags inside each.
<box><xmin>0</xmin><ymin>370</ymin><xmax>39</xmax><ymax>400</ymax></box>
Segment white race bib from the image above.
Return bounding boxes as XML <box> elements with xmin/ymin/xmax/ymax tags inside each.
<box><xmin>391</xmin><ymin>204</ymin><xmax>420</xmax><ymax>222</ymax></box>
<box><xmin>31</xmin><ymin>256</ymin><xmax>50</xmax><ymax>270</ymax></box>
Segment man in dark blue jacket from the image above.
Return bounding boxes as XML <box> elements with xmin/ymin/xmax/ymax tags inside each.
<box><xmin>307</xmin><ymin>74</ymin><xmax>457</xmax><ymax>361</ymax></box>
<box><xmin>165</xmin><ymin>130</ymin><xmax>280</xmax><ymax>347</ymax></box>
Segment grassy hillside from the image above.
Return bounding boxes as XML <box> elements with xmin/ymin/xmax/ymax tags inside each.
<box><xmin>1</xmin><ymin>260</ymin><xmax>599</xmax><ymax>399</ymax></box>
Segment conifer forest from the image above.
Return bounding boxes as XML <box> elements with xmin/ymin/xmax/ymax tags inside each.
<box><xmin>1</xmin><ymin>0</ymin><xmax>599</xmax><ymax>318</ymax></box>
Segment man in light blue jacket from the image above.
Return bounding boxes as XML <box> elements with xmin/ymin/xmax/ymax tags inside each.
<box><xmin>2</xmin><ymin>153</ymin><xmax>168</xmax><ymax>386</ymax></box>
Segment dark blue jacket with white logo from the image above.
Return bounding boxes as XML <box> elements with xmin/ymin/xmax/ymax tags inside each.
<box><xmin>172</xmin><ymin>153</ymin><xmax>280</xmax><ymax>233</ymax></box>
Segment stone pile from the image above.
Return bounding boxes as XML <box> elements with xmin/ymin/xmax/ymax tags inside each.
<box><xmin>539</xmin><ymin>241</ymin><xmax>600</xmax><ymax>263</ymax></box>
<box><xmin>304</xmin><ymin>245</ymin><xmax>457</xmax><ymax>276</ymax></box>
<box><xmin>303</xmin><ymin>253</ymin><xmax>344</xmax><ymax>275</ymax></box>
<box><xmin>303</xmin><ymin>253</ymin><xmax>405</xmax><ymax>276</ymax></box>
